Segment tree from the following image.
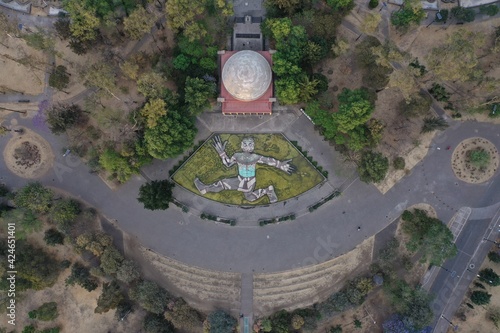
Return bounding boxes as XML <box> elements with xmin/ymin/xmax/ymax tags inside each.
<box><xmin>478</xmin><ymin>268</ymin><xmax>500</xmax><ymax>286</ymax></box>
<box><xmin>137</xmin><ymin>180</ymin><xmax>175</xmax><ymax>211</ymax></box>
<box><xmin>471</xmin><ymin>290</ymin><xmax>491</xmax><ymax>305</ymax></box>
<box><xmin>291</xmin><ymin>314</ymin><xmax>304</xmax><ymax>329</ymax></box>
<box><xmin>332</xmin><ymin>39</ymin><xmax>350</xmax><ymax>57</ymax></box>
<box><xmin>184</xmin><ymin>77</ymin><xmax>215</xmax><ymax>116</ymax></box>
<box><xmin>275</xmin><ymin>78</ymin><xmax>301</xmax><ymax>105</ymax></box>
<box><xmin>393</xmin><ymin>157</ymin><xmax>406</xmax><ymax>170</ymax></box>
<box><xmin>451</xmin><ymin>7</ymin><xmax>476</xmax><ymax>22</ymax></box>
<box><xmin>166</xmin><ymin>0</ymin><xmax>206</xmax><ymax>34</ymax></box>
<box><xmin>143</xmin><ymin>312</ymin><xmax>175</xmax><ymax>333</ymax></box>
<box><xmin>388</xmin><ymin>68</ymin><xmax>419</xmax><ymax>103</ymax></box>
<box><xmin>49</xmin><ymin>199</ymin><xmax>81</xmax><ymax>227</ymax></box>
<box><xmin>360</xmin><ymin>13</ymin><xmax>382</xmax><ymax>35</ymax></box>
<box><xmin>0</xmin><ymin>208</ymin><xmax>42</xmax><ymax>240</ymax></box>
<box><xmin>116</xmin><ymin>259</ymin><xmax>140</xmax><ymax>284</ymax></box>
<box><xmin>488</xmin><ymin>307</ymin><xmax>500</xmax><ymax>328</ymax></box>
<box><xmin>99</xmin><ymin>148</ymin><xmax>139</xmax><ymax>183</ymax></box>
<box><xmin>401</xmin><ymin>209</ymin><xmax>457</xmax><ymax>266</ymax></box>
<box><xmin>327</xmin><ymin>0</ymin><xmax>353</xmax><ymax>9</ymax></box>
<box><xmin>124</xmin><ymin>7</ymin><xmax>157</xmax><ymax>40</ymax></box>
<box><xmin>95</xmin><ymin>280</ymin><xmax>124</xmax><ymax>314</ymax></box>
<box><xmin>120</xmin><ymin>60</ymin><xmax>139</xmax><ymax>80</ymax></box>
<box><xmin>357</xmin><ymin>151</ymin><xmax>388</xmax><ymax>183</ymax></box>
<box><xmin>421</xmin><ymin>117</ymin><xmax>449</xmax><ymax>133</ymax></box>
<box><xmin>266</xmin><ymin>0</ymin><xmax>301</xmax><ymax>15</ymax></box>
<box><xmin>76</xmin><ymin>231</ymin><xmax>113</xmax><ymax>256</ymax></box>
<box><xmin>65</xmin><ymin>263</ymin><xmax>98</xmax><ymax>292</ymax></box>
<box><xmin>137</xmin><ymin>72</ymin><xmax>168</xmax><ymax>100</ymax></box>
<box><xmin>334</xmin><ymin>88</ymin><xmax>374</xmax><ymax>133</ymax></box>
<box><xmin>165</xmin><ymin>298</ymin><xmax>203</xmax><ymax>331</ymax></box>
<box><xmin>468</xmin><ymin>148</ymin><xmax>490</xmax><ymax>169</ymax></box>
<box><xmin>426</xmin><ymin>29</ymin><xmax>484</xmax><ymax>82</ymax></box>
<box><xmin>28</xmin><ymin>302</ymin><xmax>58</xmax><ymax>321</ymax></box>
<box><xmin>54</xmin><ymin>18</ymin><xmax>72</xmax><ymax>40</ymax></box>
<box><xmin>81</xmin><ymin>63</ymin><xmax>117</xmax><ymax>97</ymax></box>
<box><xmin>207</xmin><ymin>310</ymin><xmax>237</xmax><ymax>333</ymax></box>
<box><xmin>129</xmin><ymin>280</ymin><xmax>171</xmax><ymax>314</ymax></box>
<box><xmin>14</xmin><ymin>182</ymin><xmax>53</xmax><ymax>214</ymax></box>
<box><xmin>10</xmin><ymin>241</ymin><xmax>61</xmax><ymax>290</ymax></box>
<box><xmin>48</xmin><ymin>65</ymin><xmax>70</xmax><ymax>91</ymax></box>
<box><xmin>63</xmin><ymin>0</ymin><xmax>100</xmax><ymax>42</ymax></box>
<box><xmin>330</xmin><ymin>325</ymin><xmax>343</xmax><ymax>333</ymax></box>
<box><xmin>489</xmin><ymin>251</ymin><xmax>500</xmax><ymax>263</ymax></box>
<box><xmin>400</xmin><ymin>92</ymin><xmax>432</xmax><ymax>117</ymax></box>
<box><xmin>298</xmin><ymin>75</ymin><xmax>319</xmax><ymax>102</ymax></box>
<box><xmin>141</xmin><ymin>99</ymin><xmax>167</xmax><ymax>128</ymax></box>
<box><xmin>100</xmin><ymin>246</ymin><xmax>124</xmax><ymax>275</ymax></box>
<box><xmin>46</xmin><ymin>104</ymin><xmax>86</xmax><ymax>134</ymax></box>
<box><xmin>391</xmin><ymin>0</ymin><xmax>426</xmax><ymax>29</ymax></box>
<box><xmin>144</xmin><ymin>112</ymin><xmax>197</xmax><ymax>160</ymax></box>
<box><xmin>44</xmin><ymin>228</ymin><xmax>65</xmax><ymax>246</ymax></box>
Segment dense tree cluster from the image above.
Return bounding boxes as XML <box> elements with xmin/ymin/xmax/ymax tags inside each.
<box><xmin>137</xmin><ymin>180</ymin><xmax>175</xmax><ymax>210</ymax></box>
<box><xmin>401</xmin><ymin>209</ymin><xmax>457</xmax><ymax>266</ymax></box>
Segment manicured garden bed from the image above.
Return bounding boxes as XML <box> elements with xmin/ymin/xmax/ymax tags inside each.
<box><xmin>172</xmin><ymin>133</ymin><xmax>325</xmax><ymax>205</ymax></box>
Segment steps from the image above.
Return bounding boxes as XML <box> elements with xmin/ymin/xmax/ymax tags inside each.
<box><xmin>253</xmin><ymin>237</ymin><xmax>374</xmax><ymax>316</ymax></box>
<box><xmin>141</xmin><ymin>248</ymin><xmax>241</xmax><ymax>312</ymax></box>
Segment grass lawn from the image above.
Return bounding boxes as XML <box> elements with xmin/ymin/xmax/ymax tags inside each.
<box><xmin>173</xmin><ymin>133</ymin><xmax>325</xmax><ymax>205</ymax></box>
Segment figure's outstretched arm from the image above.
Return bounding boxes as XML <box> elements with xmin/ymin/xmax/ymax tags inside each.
<box><xmin>257</xmin><ymin>156</ymin><xmax>296</xmax><ymax>175</ymax></box>
<box><xmin>212</xmin><ymin>135</ymin><xmax>235</xmax><ymax>167</ymax></box>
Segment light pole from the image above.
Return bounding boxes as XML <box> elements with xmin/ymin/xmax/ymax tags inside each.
<box><xmin>441</xmin><ymin>315</ymin><xmax>458</xmax><ymax>331</ymax></box>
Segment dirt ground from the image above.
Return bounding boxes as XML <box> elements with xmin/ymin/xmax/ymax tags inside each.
<box><xmin>449</xmin><ymin>243</ymin><xmax>500</xmax><ymax>333</ymax></box>
<box><xmin>451</xmin><ymin>137</ymin><xmax>499</xmax><ymax>184</ymax></box>
<box><xmin>2</xmin><ymin>126</ymin><xmax>54</xmax><ymax>178</ymax></box>
<box><xmin>0</xmin><ymin>36</ymin><xmax>46</xmax><ymax>95</ymax></box>
<box><xmin>0</xmin><ymin>225</ymin><xmax>144</xmax><ymax>332</ymax></box>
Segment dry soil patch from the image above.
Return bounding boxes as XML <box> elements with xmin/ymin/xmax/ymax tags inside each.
<box><xmin>2</xmin><ymin>127</ymin><xmax>54</xmax><ymax>178</ymax></box>
<box><xmin>451</xmin><ymin>137</ymin><xmax>498</xmax><ymax>184</ymax></box>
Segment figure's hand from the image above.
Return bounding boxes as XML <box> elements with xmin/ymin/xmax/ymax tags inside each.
<box><xmin>212</xmin><ymin>135</ymin><xmax>227</xmax><ymax>155</ymax></box>
<box><xmin>280</xmin><ymin>159</ymin><xmax>296</xmax><ymax>174</ymax></box>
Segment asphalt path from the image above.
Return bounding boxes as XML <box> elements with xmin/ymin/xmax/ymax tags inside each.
<box><xmin>1</xmin><ymin>114</ymin><xmax>499</xmax><ymax>274</ymax></box>
<box><xmin>430</xmin><ymin>210</ymin><xmax>500</xmax><ymax>333</ymax></box>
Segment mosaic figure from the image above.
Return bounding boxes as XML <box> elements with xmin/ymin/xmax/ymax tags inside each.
<box><xmin>194</xmin><ymin>136</ymin><xmax>295</xmax><ymax>203</ymax></box>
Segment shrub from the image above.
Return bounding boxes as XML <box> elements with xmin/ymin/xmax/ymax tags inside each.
<box><xmin>429</xmin><ymin>83</ymin><xmax>450</xmax><ymax>102</ymax></box>
<box><xmin>368</xmin><ymin>0</ymin><xmax>379</xmax><ymax>9</ymax></box>
<box><xmin>478</xmin><ymin>268</ymin><xmax>500</xmax><ymax>286</ymax></box>
<box><xmin>480</xmin><ymin>4</ymin><xmax>499</xmax><ymax>16</ymax></box>
<box><xmin>330</xmin><ymin>325</ymin><xmax>343</xmax><ymax>333</ymax></box>
<box><xmin>467</xmin><ymin>148</ymin><xmax>490</xmax><ymax>169</ymax></box>
<box><xmin>44</xmin><ymin>228</ymin><xmax>65</xmax><ymax>246</ymax></box>
<box><xmin>393</xmin><ymin>157</ymin><xmax>405</xmax><ymax>170</ymax></box>
<box><xmin>435</xmin><ymin>9</ymin><xmax>449</xmax><ymax>22</ymax></box>
<box><xmin>451</xmin><ymin>7</ymin><xmax>476</xmax><ymax>22</ymax></box>
<box><xmin>489</xmin><ymin>251</ymin><xmax>500</xmax><ymax>263</ymax></box>
<box><xmin>28</xmin><ymin>302</ymin><xmax>58</xmax><ymax>321</ymax></box>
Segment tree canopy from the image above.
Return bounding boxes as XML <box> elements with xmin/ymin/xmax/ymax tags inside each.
<box><xmin>14</xmin><ymin>182</ymin><xmax>53</xmax><ymax>214</ymax></box>
<box><xmin>401</xmin><ymin>209</ymin><xmax>457</xmax><ymax>266</ymax></box>
<box><xmin>129</xmin><ymin>280</ymin><xmax>171</xmax><ymax>314</ymax></box>
<box><xmin>426</xmin><ymin>29</ymin><xmax>485</xmax><ymax>82</ymax></box>
<box><xmin>357</xmin><ymin>151</ymin><xmax>389</xmax><ymax>183</ymax></box>
<box><xmin>144</xmin><ymin>111</ymin><xmax>197</xmax><ymax>160</ymax></box>
<box><xmin>137</xmin><ymin>180</ymin><xmax>175</xmax><ymax>211</ymax></box>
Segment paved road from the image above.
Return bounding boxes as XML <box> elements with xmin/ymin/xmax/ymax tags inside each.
<box><xmin>430</xmin><ymin>206</ymin><xmax>500</xmax><ymax>333</ymax></box>
<box><xmin>1</xmin><ymin>113</ymin><xmax>499</xmax><ymax>274</ymax></box>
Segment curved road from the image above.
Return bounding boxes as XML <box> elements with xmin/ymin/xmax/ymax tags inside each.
<box><xmin>1</xmin><ymin>114</ymin><xmax>499</xmax><ymax>274</ymax></box>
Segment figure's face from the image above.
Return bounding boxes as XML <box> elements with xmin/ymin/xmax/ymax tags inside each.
<box><xmin>241</xmin><ymin>138</ymin><xmax>255</xmax><ymax>152</ymax></box>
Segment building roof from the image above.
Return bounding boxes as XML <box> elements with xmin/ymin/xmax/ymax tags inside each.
<box><xmin>220</xmin><ymin>51</ymin><xmax>274</xmax><ymax>115</ymax></box>
<box><xmin>221</xmin><ymin>50</ymin><xmax>272</xmax><ymax>102</ymax></box>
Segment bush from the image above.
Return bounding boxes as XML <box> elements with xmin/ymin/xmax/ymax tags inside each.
<box><xmin>478</xmin><ymin>268</ymin><xmax>500</xmax><ymax>286</ymax></box>
<box><xmin>489</xmin><ymin>251</ymin><xmax>500</xmax><ymax>263</ymax></box>
<box><xmin>435</xmin><ymin>9</ymin><xmax>449</xmax><ymax>22</ymax></box>
<box><xmin>429</xmin><ymin>83</ymin><xmax>450</xmax><ymax>102</ymax></box>
<box><xmin>44</xmin><ymin>228</ymin><xmax>65</xmax><ymax>246</ymax></box>
<box><xmin>368</xmin><ymin>0</ymin><xmax>379</xmax><ymax>9</ymax></box>
<box><xmin>393</xmin><ymin>157</ymin><xmax>405</xmax><ymax>170</ymax></box>
<box><xmin>330</xmin><ymin>325</ymin><xmax>343</xmax><ymax>333</ymax></box>
<box><xmin>480</xmin><ymin>4</ymin><xmax>499</xmax><ymax>16</ymax></box>
<box><xmin>467</xmin><ymin>148</ymin><xmax>490</xmax><ymax>169</ymax></box>
<box><xmin>471</xmin><ymin>290</ymin><xmax>491</xmax><ymax>305</ymax></box>
<box><xmin>28</xmin><ymin>302</ymin><xmax>58</xmax><ymax>321</ymax></box>
<box><xmin>451</xmin><ymin>7</ymin><xmax>476</xmax><ymax>22</ymax></box>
